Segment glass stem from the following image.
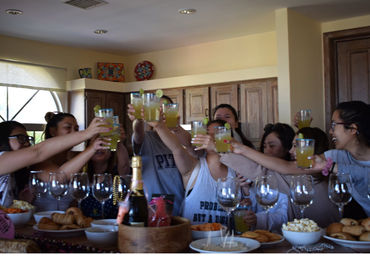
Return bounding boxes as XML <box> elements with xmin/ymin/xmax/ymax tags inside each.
<box><xmin>300</xmin><ymin>207</ymin><xmax>305</xmax><ymax>219</ymax></box>
<box><xmin>77</xmin><ymin>199</ymin><xmax>81</xmax><ymax>209</ymax></box>
<box><xmin>56</xmin><ymin>198</ymin><xmax>60</xmax><ymax>211</ymax></box>
<box><xmin>338</xmin><ymin>204</ymin><xmax>344</xmax><ymax>219</ymax></box>
<box><xmin>227</xmin><ymin>211</ymin><xmax>232</xmax><ymax>235</ymax></box>
<box><xmin>101</xmin><ymin>200</ymin><xmax>105</xmax><ymax>219</ymax></box>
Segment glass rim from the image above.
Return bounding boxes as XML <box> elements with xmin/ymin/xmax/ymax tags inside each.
<box><xmin>295</xmin><ymin>138</ymin><xmax>314</xmax><ymax>142</ymax></box>
<box><xmin>162</xmin><ymin>103</ymin><xmax>178</xmax><ymax>107</ymax></box>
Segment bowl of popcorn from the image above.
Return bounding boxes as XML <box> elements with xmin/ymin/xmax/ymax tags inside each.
<box><xmin>282</xmin><ymin>218</ymin><xmax>323</xmax><ymax>245</ymax></box>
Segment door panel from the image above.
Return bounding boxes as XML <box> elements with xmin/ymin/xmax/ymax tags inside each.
<box><xmin>210</xmin><ymin>84</ymin><xmax>238</xmax><ymax>118</ymax></box>
<box><xmin>185</xmin><ymin>87</ymin><xmax>209</xmax><ymax>123</ymax></box>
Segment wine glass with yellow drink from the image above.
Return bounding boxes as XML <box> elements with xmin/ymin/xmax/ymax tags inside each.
<box><xmin>94</xmin><ymin>106</ymin><xmax>114</xmax><ymax>137</ymax></box>
<box><xmin>298</xmin><ymin>109</ymin><xmax>312</xmax><ymax>129</ymax></box>
<box><xmin>295</xmin><ymin>136</ymin><xmax>315</xmax><ymax>169</ymax></box>
<box><xmin>191</xmin><ymin>119</ymin><xmax>207</xmax><ymax>147</ymax></box>
<box><xmin>214</xmin><ymin>123</ymin><xmax>232</xmax><ymax>153</ymax></box>
<box><xmin>130</xmin><ymin>92</ymin><xmax>144</xmax><ymax>120</ymax></box>
<box><xmin>163</xmin><ymin>103</ymin><xmax>179</xmax><ymax>128</ymax></box>
<box><xmin>143</xmin><ymin>90</ymin><xmax>162</xmax><ymax>122</ymax></box>
<box><xmin>110</xmin><ymin>116</ymin><xmax>120</xmax><ymax>151</ymax></box>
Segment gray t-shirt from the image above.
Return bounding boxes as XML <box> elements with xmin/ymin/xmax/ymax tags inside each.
<box><xmin>135</xmin><ymin>131</ymin><xmax>185</xmax><ymax>216</ymax></box>
<box><xmin>325</xmin><ymin>149</ymin><xmax>370</xmax><ymax>216</ymax></box>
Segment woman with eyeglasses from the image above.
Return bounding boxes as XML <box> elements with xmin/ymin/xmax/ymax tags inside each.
<box><xmin>0</xmin><ymin>118</ymin><xmax>110</xmax><ymax>207</ymax></box>
<box><xmin>313</xmin><ymin>101</ymin><xmax>370</xmax><ymax>217</ymax></box>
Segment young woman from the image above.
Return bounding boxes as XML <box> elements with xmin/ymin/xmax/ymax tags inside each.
<box><xmin>0</xmin><ymin>118</ymin><xmax>110</xmax><ymax>207</ymax></box>
<box><xmin>260</xmin><ymin>123</ymin><xmax>296</xmax><ymax>160</ymax></box>
<box><xmin>149</xmin><ymin>116</ymin><xmax>287</xmax><ymax>231</ymax></box>
<box><xmin>213</xmin><ymin>104</ymin><xmax>254</xmax><ymax>148</ymax></box>
<box><xmin>315</xmin><ymin>101</ymin><xmax>370</xmax><ymax>217</ymax></box>
<box><xmin>221</xmin><ymin>126</ymin><xmax>340</xmax><ymax>227</ymax></box>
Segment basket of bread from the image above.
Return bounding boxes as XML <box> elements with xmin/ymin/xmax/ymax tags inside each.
<box><xmin>325</xmin><ymin>217</ymin><xmax>370</xmax><ymax>242</ymax></box>
<box><xmin>35</xmin><ymin>207</ymin><xmax>93</xmax><ymax>232</ymax></box>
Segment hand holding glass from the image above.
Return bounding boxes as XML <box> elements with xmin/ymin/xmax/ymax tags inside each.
<box><xmin>296</xmin><ymin>138</ymin><xmax>315</xmax><ymax>168</ymax></box>
<box><xmin>290</xmin><ymin>175</ymin><xmax>314</xmax><ymax>218</ymax></box>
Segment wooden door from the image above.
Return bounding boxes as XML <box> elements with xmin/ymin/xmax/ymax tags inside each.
<box><xmin>162</xmin><ymin>88</ymin><xmax>184</xmax><ymax>124</ymax></box>
<box><xmin>185</xmin><ymin>87</ymin><xmax>209</xmax><ymax>123</ymax></box>
<box><xmin>210</xmin><ymin>83</ymin><xmax>238</xmax><ymax>118</ymax></box>
<box><xmin>324</xmin><ymin>26</ymin><xmax>370</xmax><ymax>131</ymax></box>
<box><xmin>239</xmin><ymin>78</ymin><xmax>278</xmax><ymax>148</ymax></box>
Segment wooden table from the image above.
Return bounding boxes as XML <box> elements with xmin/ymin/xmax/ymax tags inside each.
<box><xmin>15</xmin><ymin>223</ymin><xmax>367</xmax><ymax>253</ymax></box>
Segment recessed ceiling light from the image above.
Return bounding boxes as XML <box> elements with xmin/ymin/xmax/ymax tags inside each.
<box><xmin>5</xmin><ymin>9</ymin><xmax>23</xmax><ymax>15</ymax></box>
<box><xmin>94</xmin><ymin>29</ymin><xmax>108</xmax><ymax>34</ymax></box>
<box><xmin>178</xmin><ymin>8</ymin><xmax>196</xmax><ymax>15</ymax></box>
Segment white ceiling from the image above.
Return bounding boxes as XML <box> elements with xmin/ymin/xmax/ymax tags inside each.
<box><xmin>1</xmin><ymin>0</ymin><xmax>370</xmax><ymax>55</ymax></box>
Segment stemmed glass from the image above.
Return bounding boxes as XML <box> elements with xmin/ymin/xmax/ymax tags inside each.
<box><xmin>70</xmin><ymin>173</ymin><xmax>90</xmax><ymax>209</ymax></box>
<box><xmin>255</xmin><ymin>175</ymin><xmax>279</xmax><ymax>212</ymax></box>
<box><xmin>216</xmin><ymin>177</ymin><xmax>241</xmax><ymax>234</ymax></box>
<box><xmin>328</xmin><ymin>173</ymin><xmax>352</xmax><ymax>218</ymax></box>
<box><xmin>49</xmin><ymin>172</ymin><xmax>69</xmax><ymax>211</ymax></box>
<box><xmin>92</xmin><ymin>173</ymin><xmax>113</xmax><ymax>219</ymax></box>
<box><xmin>29</xmin><ymin>171</ymin><xmax>48</xmax><ymax>198</ymax></box>
<box><xmin>290</xmin><ymin>175</ymin><xmax>315</xmax><ymax>218</ymax></box>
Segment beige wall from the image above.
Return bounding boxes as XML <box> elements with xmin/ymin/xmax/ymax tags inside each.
<box><xmin>0</xmin><ymin>35</ymin><xmax>127</xmax><ymax>81</ymax></box>
<box><xmin>126</xmin><ymin>32</ymin><xmax>277</xmax><ymax>81</ymax></box>
<box><xmin>322</xmin><ymin>14</ymin><xmax>370</xmax><ymax>33</ymax></box>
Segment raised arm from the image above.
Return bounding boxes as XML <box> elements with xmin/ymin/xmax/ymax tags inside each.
<box><xmin>0</xmin><ymin>117</ymin><xmax>109</xmax><ymax>175</ymax></box>
<box><xmin>127</xmin><ymin>104</ymin><xmax>145</xmax><ymax>153</ymax></box>
<box><xmin>231</xmin><ymin>141</ymin><xmax>320</xmax><ymax>175</ymax></box>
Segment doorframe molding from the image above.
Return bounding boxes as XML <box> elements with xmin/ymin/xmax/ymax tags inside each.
<box><xmin>323</xmin><ymin>26</ymin><xmax>370</xmax><ymax>131</ymax></box>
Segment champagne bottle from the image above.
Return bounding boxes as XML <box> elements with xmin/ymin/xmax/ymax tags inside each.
<box><xmin>123</xmin><ymin>156</ymin><xmax>148</xmax><ymax>226</ymax></box>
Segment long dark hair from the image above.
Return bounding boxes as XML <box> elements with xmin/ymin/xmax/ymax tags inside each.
<box><xmin>44</xmin><ymin>112</ymin><xmax>76</xmax><ymax>139</ymax></box>
<box><xmin>335</xmin><ymin>101</ymin><xmax>370</xmax><ymax>147</ymax></box>
<box><xmin>213</xmin><ymin>104</ymin><xmax>254</xmax><ymax>148</ymax></box>
<box><xmin>0</xmin><ymin>121</ymin><xmax>29</xmax><ymax>195</ymax></box>
<box><xmin>260</xmin><ymin>123</ymin><xmax>295</xmax><ymax>160</ymax></box>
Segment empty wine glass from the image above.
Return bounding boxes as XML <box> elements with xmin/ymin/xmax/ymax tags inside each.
<box><xmin>29</xmin><ymin>170</ymin><xmax>48</xmax><ymax>198</ymax></box>
<box><xmin>328</xmin><ymin>173</ymin><xmax>352</xmax><ymax>218</ymax></box>
<box><xmin>92</xmin><ymin>173</ymin><xmax>113</xmax><ymax>219</ymax></box>
<box><xmin>290</xmin><ymin>175</ymin><xmax>315</xmax><ymax>218</ymax></box>
<box><xmin>255</xmin><ymin>175</ymin><xmax>279</xmax><ymax>212</ymax></box>
<box><xmin>49</xmin><ymin>172</ymin><xmax>69</xmax><ymax>211</ymax></box>
<box><xmin>216</xmin><ymin>177</ymin><xmax>241</xmax><ymax>234</ymax></box>
<box><xmin>70</xmin><ymin>173</ymin><xmax>90</xmax><ymax>209</ymax></box>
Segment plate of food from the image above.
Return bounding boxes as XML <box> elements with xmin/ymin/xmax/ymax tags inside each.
<box><xmin>240</xmin><ymin>230</ymin><xmax>284</xmax><ymax>247</ymax></box>
<box><xmin>33</xmin><ymin>224</ymin><xmax>86</xmax><ymax>235</ymax></box>
<box><xmin>191</xmin><ymin>223</ymin><xmax>227</xmax><ymax>240</ymax></box>
<box><xmin>190</xmin><ymin>236</ymin><xmax>260</xmax><ymax>253</ymax></box>
<box><xmin>323</xmin><ymin>235</ymin><xmax>370</xmax><ymax>250</ymax></box>
<box><xmin>324</xmin><ymin>217</ymin><xmax>370</xmax><ymax>250</ymax></box>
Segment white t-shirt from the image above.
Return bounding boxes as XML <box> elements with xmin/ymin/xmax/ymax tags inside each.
<box><xmin>0</xmin><ymin>152</ymin><xmax>15</xmax><ymax>207</ymax></box>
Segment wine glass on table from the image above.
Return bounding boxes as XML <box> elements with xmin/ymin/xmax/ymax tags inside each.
<box><xmin>49</xmin><ymin>172</ymin><xmax>69</xmax><ymax>211</ymax></box>
<box><xmin>328</xmin><ymin>173</ymin><xmax>352</xmax><ymax>219</ymax></box>
<box><xmin>70</xmin><ymin>173</ymin><xmax>90</xmax><ymax>209</ymax></box>
<box><xmin>255</xmin><ymin>175</ymin><xmax>279</xmax><ymax>212</ymax></box>
<box><xmin>290</xmin><ymin>175</ymin><xmax>315</xmax><ymax>218</ymax></box>
<box><xmin>92</xmin><ymin>173</ymin><xmax>113</xmax><ymax>219</ymax></box>
<box><xmin>29</xmin><ymin>170</ymin><xmax>48</xmax><ymax>198</ymax></box>
<box><xmin>216</xmin><ymin>177</ymin><xmax>241</xmax><ymax>235</ymax></box>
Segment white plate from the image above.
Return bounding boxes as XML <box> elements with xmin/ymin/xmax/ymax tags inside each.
<box><xmin>33</xmin><ymin>225</ymin><xmax>86</xmax><ymax>237</ymax></box>
<box><xmin>323</xmin><ymin>235</ymin><xmax>370</xmax><ymax>250</ymax></box>
<box><xmin>260</xmin><ymin>236</ymin><xmax>285</xmax><ymax>247</ymax></box>
<box><xmin>190</xmin><ymin>236</ymin><xmax>260</xmax><ymax>253</ymax></box>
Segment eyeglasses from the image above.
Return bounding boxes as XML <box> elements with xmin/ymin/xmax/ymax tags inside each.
<box><xmin>8</xmin><ymin>134</ymin><xmax>35</xmax><ymax>145</ymax></box>
<box><xmin>330</xmin><ymin>122</ymin><xmax>349</xmax><ymax>130</ymax></box>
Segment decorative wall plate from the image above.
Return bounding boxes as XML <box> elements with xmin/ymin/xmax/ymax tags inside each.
<box><xmin>97</xmin><ymin>62</ymin><xmax>124</xmax><ymax>82</ymax></box>
<box><xmin>134</xmin><ymin>60</ymin><xmax>154</xmax><ymax>81</ymax></box>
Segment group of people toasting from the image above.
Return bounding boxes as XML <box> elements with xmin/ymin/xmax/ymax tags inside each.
<box><xmin>0</xmin><ymin>91</ymin><xmax>369</xmax><ymax>233</ymax></box>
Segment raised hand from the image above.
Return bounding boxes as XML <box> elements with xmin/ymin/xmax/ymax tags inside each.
<box><xmin>230</xmin><ymin>141</ymin><xmax>248</xmax><ymax>155</ymax></box>
<box><xmin>85</xmin><ymin>117</ymin><xmax>111</xmax><ymax>137</ymax></box>
<box><xmin>191</xmin><ymin>134</ymin><xmax>216</xmax><ymax>152</ymax></box>
<box><xmin>127</xmin><ymin>104</ymin><xmax>143</xmax><ymax>121</ymax></box>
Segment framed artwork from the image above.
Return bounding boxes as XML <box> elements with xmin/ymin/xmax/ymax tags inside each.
<box><xmin>135</xmin><ymin>60</ymin><xmax>154</xmax><ymax>81</ymax></box>
<box><xmin>97</xmin><ymin>62</ymin><xmax>124</xmax><ymax>82</ymax></box>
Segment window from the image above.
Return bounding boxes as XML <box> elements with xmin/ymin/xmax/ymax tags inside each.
<box><xmin>0</xmin><ymin>60</ymin><xmax>67</xmax><ymax>143</ymax></box>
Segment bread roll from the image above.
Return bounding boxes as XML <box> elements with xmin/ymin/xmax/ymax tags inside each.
<box><xmin>66</xmin><ymin>207</ymin><xmax>83</xmax><ymax>217</ymax></box>
<box><xmin>51</xmin><ymin>213</ymin><xmax>75</xmax><ymax>225</ymax></box>
<box><xmin>60</xmin><ymin>224</ymin><xmax>80</xmax><ymax>230</ymax></box>
<box><xmin>340</xmin><ymin>218</ymin><xmax>358</xmax><ymax>226</ymax></box>
<box><xmin>342</xmin><ymin>225</ymin><xmax>365</xmax><ymax>236</ymax></box>
<box><xmin>330</xmin><ymin>232</ymin><xmax>356</xmax><ymax>241</ymax></box>
<box><xmin>361</xmin><ymin>217</ymin><xmax>370</xmax><ymax>232</ymax></box>
<box><xmin>38</xmin><ymin>217</ymin><xmax>60</xmax><ymax>230</ymax></box>
<box><xmin>359</xmin><ymin>232</ymin><xmax>370</xmax><ymax>241</ymax></box>
<box><xmin>326</xmin><ymin>222</ymin><xmax>344</xmax><ymax>235</ymax></box>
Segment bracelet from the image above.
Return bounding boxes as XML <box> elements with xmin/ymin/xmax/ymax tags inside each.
<box><xmin>322</xmin><ymin>157</ymin><xmax>333</xmax><ymax>176</ymax></box>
